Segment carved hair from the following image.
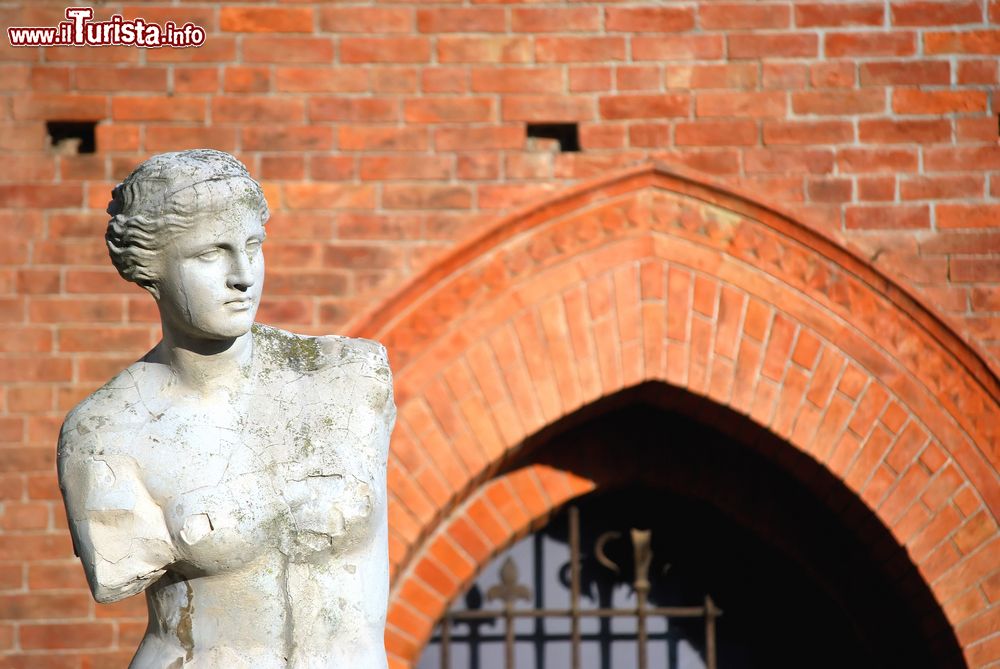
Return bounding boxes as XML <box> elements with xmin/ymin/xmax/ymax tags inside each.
<box><xmin>106</xmin><ymin>149</ymin><xmax>269</xmax><ymax>289</ymax></box>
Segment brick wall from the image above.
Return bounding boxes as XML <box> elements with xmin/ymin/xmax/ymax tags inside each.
<box><xmin>0</xmin><ymin>1</ymin><xmax>997</xmax><ymax>666</ymax></box>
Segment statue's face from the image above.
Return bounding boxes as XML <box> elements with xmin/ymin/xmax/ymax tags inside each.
<box><xmin>154</xmin><ymin>201</ymin><xmax>265</xmax><ymax>341</ymax></box>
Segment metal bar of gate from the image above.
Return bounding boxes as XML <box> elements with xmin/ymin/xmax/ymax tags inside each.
<box><xmin>435</xmin><ymin>506</ymin><xmax>721</xmax><ymax>668</ymax></box>
<box><xmin>439</xmin><ymin>614</ymin><xmax>450</xmax><ymax>669</ymax></box>
<box><xmin>569</xmin><ymin>506</ymin><xmax>581</xmax><ymax>669</ymax></box>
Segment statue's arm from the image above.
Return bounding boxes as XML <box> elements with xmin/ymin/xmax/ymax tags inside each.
<box><xmin>57</xmin><ymin>423</ymin><xmax>176</xmax><ymax>604</ymax></box>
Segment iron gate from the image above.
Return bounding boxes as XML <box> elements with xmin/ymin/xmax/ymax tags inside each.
<box><xmin>432</xmin><ymin>507</ymin><xmax>721</xmax><ymax>669</ymax></box>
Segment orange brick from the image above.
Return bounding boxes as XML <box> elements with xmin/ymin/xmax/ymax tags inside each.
<box><xmin>220</xmin><ymin>7</ymin><xmax>313</xmax><ymax>33</ymax></box>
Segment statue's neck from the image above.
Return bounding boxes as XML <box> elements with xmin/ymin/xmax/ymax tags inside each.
<box><xmin>153</xmin><ymin>327</ymin><xmax>255</xmax><ymax>398</ymax></box>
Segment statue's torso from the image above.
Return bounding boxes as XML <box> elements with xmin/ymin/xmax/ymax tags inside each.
<box><xmin>59</xmin><ymin>326</ymin><xmax>394</xmax><ymax>669</ymax></box>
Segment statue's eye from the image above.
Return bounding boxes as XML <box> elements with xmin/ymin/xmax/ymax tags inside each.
<box><xmin>197</xmin><ymin>248</ymin><xmax>221</xmax><ymax>261</ymax></box>
<box><xmin>246</xmin><ymin>239</ymin><xmax>262</xmax><ymax>253</ymax></box>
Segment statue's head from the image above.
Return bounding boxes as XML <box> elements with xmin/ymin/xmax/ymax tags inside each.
<box><xmin>107</xmin><ymin>149</ymin><xmax>270</xmax><ymax>341</ymax></box>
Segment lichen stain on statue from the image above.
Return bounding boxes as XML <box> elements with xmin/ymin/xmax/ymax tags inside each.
<box><xmin>56</xmin><ymin>150</ymin><xmax>396</xmax><ymax>669</ymax></box>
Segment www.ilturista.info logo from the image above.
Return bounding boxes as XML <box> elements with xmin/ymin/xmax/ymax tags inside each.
<box><xmin>8</xmin><ymin>7</ymin><xmax>206</xmax><ymax>48</ymax></box>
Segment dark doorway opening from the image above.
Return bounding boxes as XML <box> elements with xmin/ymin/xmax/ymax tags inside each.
<box><xmin>419</xmin><ymin>384</ymin><xmax>963</xmax><ymax>668</ymax></box>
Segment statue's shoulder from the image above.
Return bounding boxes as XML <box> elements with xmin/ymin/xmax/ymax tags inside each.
<box><xmin>252</xmin><ymin>323</ymin><xmax>391</xmax><ymax>380</ymax></box>
<box><xmin>58</xmin><ymin>361</ymin><xmax>151</xmax><ymax>461</ymax></box>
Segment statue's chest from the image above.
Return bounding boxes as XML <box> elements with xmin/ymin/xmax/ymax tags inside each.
<box><xmin>139</xmin><ymin>388</ymin><xmax>380</xmax><ymax>571</ymax></box>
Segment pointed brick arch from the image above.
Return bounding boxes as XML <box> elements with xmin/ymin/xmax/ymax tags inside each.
<box><xmin>348</xmin><ymin>164</ymin><xmax>1000</xmax><ymax>668</ymax></box>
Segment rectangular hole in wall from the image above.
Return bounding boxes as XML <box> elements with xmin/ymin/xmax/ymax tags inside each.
<box><xmin>526</xmin><ymin>123</ymin><xmax>580</xmax><ymax>152</ymax></box>
<box><xmin>46</xmin><ymin>120</ymin><xmax>97</xmax><ymax>154</ymax></box>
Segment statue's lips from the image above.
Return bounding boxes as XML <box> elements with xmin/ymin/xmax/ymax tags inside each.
<box><xmin>225</xmin><ymin>298</ymin><xmax>254</xmax><ymax>310</ymax></box>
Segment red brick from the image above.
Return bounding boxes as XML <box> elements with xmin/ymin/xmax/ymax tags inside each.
<box><xmin>405</xmin><ymin>98</ymin><xmax>493</xmax><ymax>123</ymax></box>
<box><xmin>856</xmin><ymin>176</ymin><xmax>894</xmax><ymax>201</ymax></box>
<box><xmin>859</xmin><ymin>119</ymin><xmax>952</xmax><ymax>144</ymax></box>
<box><xmin>676</xmin><ymin>120</ymin><xmax>757</xmax><ymax>146</ymax></box>
<box><xmin>383</xmin><ymin>184</ymin><xmax>472</xmax><ymax>210</ymax></box>
<box><xmin>956</xmin><ymin>117</ymin><xmax>999</xmax><ymax>142</ymax></box>
<box><xmin>926</xmin><ymin>145</ymin><xmax>1000</xmax><ymax>172</ymax></box>
<box><xmin>174</xmin><ymin>68</ymin><xmax>218</xmax><ymax>94</ymax></box>
<box><xmin>599</xmin><ymin>94</ymin><xmax>687</xmax><ymax>120</ymax></box>
<box><xmin>845</xmin><ymin>205</ymin><xmax>930</xmax><ymax>230</ymax></box>
<box><xmin>893</xmin><ymin>88</ymin><xmax>988</xmax><ymax>114</ymax></box>
<box><xmin>213</xmin><ymin>97</ymin><xmax>304</xmax><ymax>123</ymax></box>
<box><xmin>925</xmin><ymin>30</ymin><xmax>1000</xmax><ymax>54</ymax></box>
<box><xmin>795</xmin><ymin>3</ymin><xmax>884</xmax><ymax>26</ymax></box>
<box><xmin>417</xmin><ymin>8</ymin><xmax>504</xmax><ymax>33</ymax></box>
<box><xmin>900</xmin><ymin>175</ymin><xmax>985</xmax><ymax>200</ymax></box>
<box><xmin>838</xmin><ymin>148</ymin><xmax>918</xmax><ymax>173</ymax></box>
<box><xmin>455</xmin><ymin>151</ymin><xmax>500</xmax><ymax>179</ymax></box>
<box><xmin>75</xmin><ymin>67</ymin><xmax>166</xmax><ymax>92</ymax></box>
<box><xmin>745</xmin><ymin>148</ymin><xmax>834</xmax><ymax>174</ymax></box>
<box><xmin>309</xmin><ymin>98</ymin><xmax>397</xmax><ymax>122</ymax></box>
<box><xmin>21</xmin><ymin>623</ymin><xmax>113</xmax><ymax>650</ymax></box>
<box><xmin>435</xmin><ymin>126</ymin><xmax>523</xmax><ymax>151</ymax></box>
<box><xmin>0</xmin><ymin>592</ymin><xmax>90</xmax><ymax>619</ymax></box>
<box><xmin>826</xmin><ymin>32</ymin><xmax>917</xmax><ymax>57</ymax></box>
<box><xmin>763</xmin><ymin>120</ymin><xmax>854</xmax><ymax>145</ymax></box>
<box><xmin>111</xmin><ymin>96</ymin><xmax>205</xmax><ymax>121</ymax></box>
<box><xmin>342</xmin><ymin>38</ymin><xmax>431</xmax><ymax>64</ymax></box>
<box><xmin>810</xmin><ymin>61</ymin><xmax>855</xmax><ymax>88</ymax></box>
<box><xmin>0</xmin><ymin>185</ymin><xmax>81</xmax><ymax>209</ymax></box>
<box><xmin>762</xmin><ymin>61</ymin><xmax>809</xmax><ymax>91</ymax></box>
<box><xmin>244</xmin><ymin>143</ymin><xmax>295</xmax><ymax>175</ymax></box>
<box><xmin>957</xmin><ymin>60</ymin><xmax>998</xmax><ymax>84</ymax></box>
<box><xmin>420</xmin><ymin>67</ymin><xmax>466</xmax><ymax>93</ymax></box>
<box><xmin>360</xmin><ymin>155</ymin><xmax>451</xmax><ymax>181</ymax></box>
<box><xmin>793</xmin><ymin>90</ymin><xmax>885</xmax><ymax>115</ymax></box>
<box><xmin>220</xmin><ymin>7</ymin><xmax>312</xmax><ymax>33</ymax></box>
<box><xmin>145</xmin><ymin>126</ymin><xmax>237</xmax><ymax>152</ymax></box>
<box><xmin>807</xmin><ymin>177</ymin><xmax>853</xmax><ymax>203</ymax></box>
<box><xmin>700</xmin><ymin>3</ymin><xmax>790</xmax><ymax>29</ymax></box>
<box><xmin>606</xmin><ymin>7</ymin><xmax>695</xmax><ymax>32</ymax></box>
<box><xmin>243</xmin><ymin>37</ymin><xmax>333</xmax><ymax>64</ymax></box>
<box><xmin>937</xmin><ymin>204</ymin><xmax>1000</xmax><ymax>229</ymax></box>
<box><xmin>633</xmin><ymin>35</ymin><xmax>724</xmax><ymax>60</ymax></box>
<box><xmin>536</xmin><ymin>37</ymin><xmax>626</xmax><ymax>63</ymax></box>
<box><xmin>437</xmin><ymin>37</ymin><xmax>532</xmax><ymax>63</ymax></box>
<box><xmin>615</xmin><ymin>66</ymin><xmax>661</xmax><ymax>91</ymax></box>
<box><xmin>371</xmin><ymin>68</ymin><xmax>418</xmax><ymax>94</ymax></box>
<box><xmin>860</xmin><ymin>60</ymin><xmax>951</xmax><ymax>86</ymax></box>
<box><xmin>59</xmin><ymin>326</ymin><xmax>151</xmax><ymax>353</ymax></box>
<box><xmin>0</xmin><ymin>125</ymin><xmax>47</xmax><ymax>152</ymax></box>
<box><xmin>557</xmin><ymin>68</ymin><xmax>607</xmax><ymax>95</ymax></box>
<box><xmin>628</xmin><ymin>124</ymin><xmax>669</xmax><ymax>148</ymax></box>
<box><xmin>891</xmin><ymin>0</ymin><xmax>982</xmax><ymax>25</ymax></box>
<box><xmin>511</xmin><ymin>8</ymin><xmax>601</xmax><ymax>32</ymax></box>
<box><xmin>283</xmin><ymin>183</ymin><xmax>374</xmax><ymax>210</ymax></box>
<box><xmin>697</xmin><ymin>91</ymin><xmax>785</xmax><ymax>118</ymax></box>
<box><xmin>728</xmin><ymin>33</ymin><xmax>818</xmax><ymax>58</ymax></box>
<box><xmin>665</xmin><ymin>63</ymin><xmax>759</xmax><ymax>89</ymax></box>
<box><xmin>971</xmin><ymin>287</ymin><xmax>1000</xmax><ymax>311</ymax></box>
<box><xmin>242</xmin><ymin>126</ymin><xmax>333</xmax><ymax>152</ymax></box>
<box><xmin>274</xmin><ymin>68</ymin><xmax>367</xmax><ymax>93</ymax></box>
<box><xmin>953</xmin><ymin>510</ymin><xmax>996</xmax><ymax>554</ymax></box>
<box><xmin>319</xmin><ymin>8</ymin><xmax>412</xmax><ymax>33</ymax></box>
<box><xmin>471</xmin><ymin>68</ymin><xmax>562</xmax><ymax>93</ymax></box>
<box><xmin>12</xmin><ymin>94</ymin><xmax>106</xmax><ymax>121</ymax></box>
<box><xmin>340</xmin><ymin>126</ymin><xmax>428</xmax><ymax>152</ymax></box>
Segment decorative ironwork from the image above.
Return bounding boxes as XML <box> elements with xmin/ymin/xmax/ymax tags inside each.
<box><xmin>435</xmin><ymin>506</ymin><xmax>721</xmax><ymax>669</ymax></box>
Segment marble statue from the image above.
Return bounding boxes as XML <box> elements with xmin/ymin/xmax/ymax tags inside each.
<box><xmin>56</xmin><ymin>150</ymin><xmax>396</xmax><ymax>668</ymax></box>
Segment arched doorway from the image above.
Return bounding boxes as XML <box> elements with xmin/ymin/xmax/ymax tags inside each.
<box><xmin>346</xmin><ymin>164</ymin><xmax>999</xmax><ymax>668</ymax></box>
<box><xmin>414</xmin><ymin>388</ymin><xmax>963</xmax><ymax>668</ymax></box>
